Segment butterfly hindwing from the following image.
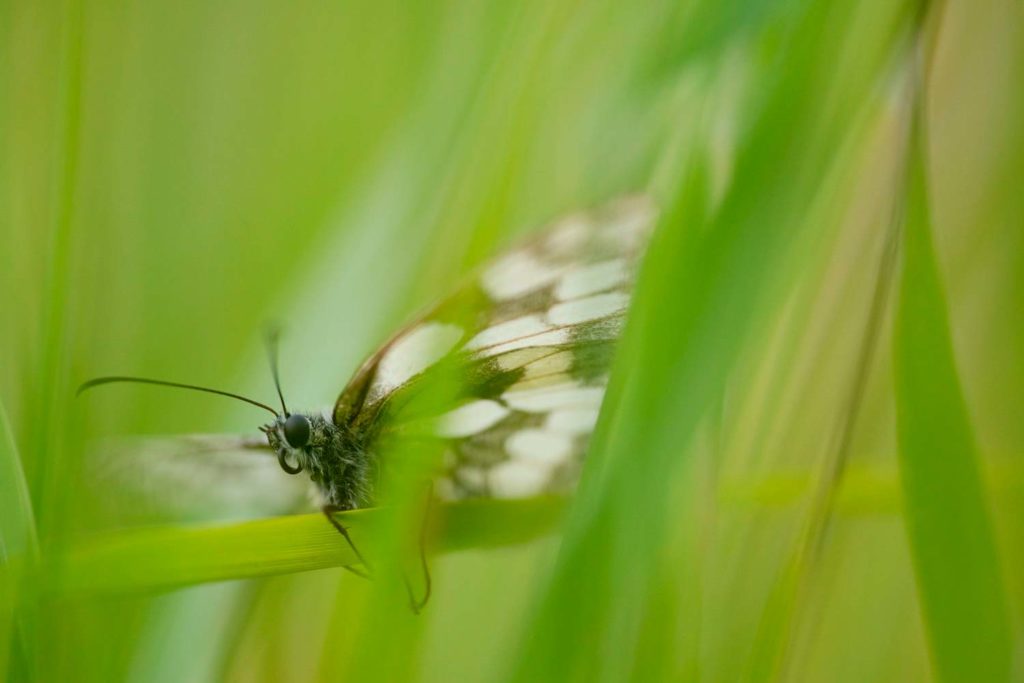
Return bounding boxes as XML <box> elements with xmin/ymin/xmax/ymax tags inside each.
<box><xmin>333</xmin><ymin>195</ymin><xmax>656</xmax><ymax>501</ymax></box>
<box><xmin>435</xmin><ymin>345</ymin><xmax>610</xmax><ymax>500</ymax></box>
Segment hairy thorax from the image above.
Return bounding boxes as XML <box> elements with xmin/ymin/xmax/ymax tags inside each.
<box><xmin>265</xmin><ymin>412</ymin><xmax>373</xmax><ymax>510</ymax></box>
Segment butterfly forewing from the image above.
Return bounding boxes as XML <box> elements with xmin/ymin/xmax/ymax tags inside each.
<box><xmin>332</xmin><ymin>195</ymin><xmax>656</xmax><ymax>501</ymax></box>
<box><xmin>89</xmin><ymin>434</ymin><xmax>314</xmax><ymax>523</ymax></box>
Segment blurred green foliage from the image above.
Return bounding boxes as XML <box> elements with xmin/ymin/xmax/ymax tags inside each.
<box><xmin>1</xmin><ymin>0</ymin><xmax>1022</xmax><ymax>681</ymax></box>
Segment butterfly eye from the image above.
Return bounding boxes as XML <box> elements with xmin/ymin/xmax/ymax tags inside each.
<box><xmin>283</xmin><ymin>414</ymin><xmax>311</xmax><ymax>449</ymax></box>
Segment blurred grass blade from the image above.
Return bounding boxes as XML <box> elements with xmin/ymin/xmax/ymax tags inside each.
<box><xmin>744</xmin><ymin>155</ymin><xmax>904</xmax><ymax>682</ymax></box>
<box><xmin>0</xmin><ymin>402</ymin><xmax>37</xmax><ymax>576</ymax></box>
<box><xmin>0</xmin><ymin>401</ymin><xmax>37</xmax><ymax>677</ymax></box>
<box><xmin>47</xmin><ymin>498</ymin><xmax>565</xmax><ymax>596</ymax></box>
<box><xmin>4</xmin><ymin>0</ymin><xmax>1021</xmax><ymax>679</ymax></box>
<box><xmin>509</xmin><ymin>1</ymin><xmax>921</xmax><ymax>680</ymax></box>
<box><xmin>894</xmin><ymin>63</ymin><xmax>1013</xmax><ymax>682</ymax></box>
<box><xmin>51</xmin><ymin>461</ymin><xmax>1013</xmax><ymax>599</ymax></box>
<box><xmin>641</xmin><ymin>0</ymin><xmax>803</xmax><ymax>83</ymax></box>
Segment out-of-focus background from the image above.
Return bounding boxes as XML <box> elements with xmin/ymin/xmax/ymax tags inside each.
<box><xmin>2</xmin><ymin>1</ymin><xmax>1022</xmax><ymax>681</ymax></box>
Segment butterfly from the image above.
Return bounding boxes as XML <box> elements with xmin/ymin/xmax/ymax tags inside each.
<box><xmin>81</xmin><ymin>194</ymin><xmax>656</xmax><ymax>602</ymax></box>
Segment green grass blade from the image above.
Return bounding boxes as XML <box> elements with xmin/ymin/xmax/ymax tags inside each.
<box><xmin>4</xmin><ymin>0</ymin><xmax>1020</xmax><ymax>679</ymax></box>
<box><xmin>507</xmin><ymin>1</ymin><xmax>920</xmax><ymax>680</ymax></box>
<box><xmin>49</xmin><ymin>459</ymin><xmax>1022</xmax><ymax>599</ymax></box>
<box><xmin>0</xmin><ymin>402</ymin><xmax>37</xmax><ymax>576</ymax></box>
<box><xmin>893</xmin><ymin>68</ymin><xmax>1014</xmax><ymax>682</ymax></box>
<box><xmin>46</xmin><ymin>498</ymin><xmax>565</xmax><ymax>597</ymax></box>
<box><xmin>0</xmin><ymin>401</ymin><xmax>37</xmax><ymax>678</ymax></box>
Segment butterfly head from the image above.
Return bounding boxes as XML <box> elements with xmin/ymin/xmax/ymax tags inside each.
<box><xmin>77</xmin><ymin>329</ymin><xmax>374</xmax><ymax>507</ymax></box>
<box><xmin>261</xmin><ymin>412</ymin><xmax>334</xmax><ymax>476</ymax></box>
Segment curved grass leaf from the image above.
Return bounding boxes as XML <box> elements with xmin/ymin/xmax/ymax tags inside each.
<box><xmin>49</xmin><ymin>458</ymin><xmax>1024</xmax><ymax>599</ymax></box>
<box><xmin>46</xmin><ymin>498</ymin><xmax>565</xmax><ymax>597</ymax></box>
<box><xmin>894</xmin><ymin>79</ymin><xmax>1013</xmax><ymax>682</ymax></box>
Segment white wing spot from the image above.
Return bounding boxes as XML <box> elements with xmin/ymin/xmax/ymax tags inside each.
<box><xmin>436</xmin><ymin>400</ymin><xmax>510</xmax><ymax>438</ymax></box>
<box><xmin>457</xmin><ymin>466</ymin><xmax>487</xmax><ymax>490</ymax></box>
<box><xmin>506</xmin><ymin>429</ymin><xmax>573</xmax><ymax>465</ymax></box>
<box><xmin>554</xmin><ymin>259</ymin><xmax>628</xmax><ymax>301</ymax></box>
<box><xmin>371</xmin><ymin>322</ymin><xmax>463</xmax><ymax>399</ymax></box>
<box><xmin>523</xmin><ymin>350</ymin><xmax>573</xmax><ymax>379</ymax></box>
<box><xmin>545</xmin><ymin>407</ymin><xmax>600</xmax><ymax>434</ymax></box>
<box><xmin>545</xmin><ymin>214</ymin><xmax>592</xmax><ymax>255</ymax></box>
<box><xmin>489</xmin><ymin>460</ymin><xmax>549</xmax><ymax>498</ymax></box>
<box><xmin>481</xmin><ymin>251</ymin><xmax>565</xmax><ymax>301</ymax></box>
<box><xmin>547</xmin><ymin>292</ymin><xmax>629</xmax><ymax>326</ymax></box>
<box><xmin>511</xmin><ymin>350</ymin><xmax>574</xmax><ymax>390</ymax></box>
<box><xmin>496</xmin><ymin>347</ymin><xmax>554</xmax><ymax>372</ymax></box>
<box><xmin>465</xmin><ymin>315</ymin><xmax>550</xmax><ymax>351</ymax></box>
<box><xmin>601</xmin><ymin>197</ymin><xmax>657</xmax><ymax>248</ymax></box>
<box><xmin>484</xmin><ymin>328</ymin><xmax>571</xmax><ymax>357</ymax></box>
<box><xmin>504</xmin><ymin>384</ymin><xmax>605</xmax><ymax>413</ymax></box>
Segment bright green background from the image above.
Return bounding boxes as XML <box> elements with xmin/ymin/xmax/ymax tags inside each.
<box><xmin>2</xmin><ymin>0</ymin><xmax>1022</xmax><ymax>681</ymax></box>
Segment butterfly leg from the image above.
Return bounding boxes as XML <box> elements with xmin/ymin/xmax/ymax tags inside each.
<box><xmin>403</xmin><ymin>484</ymin><xmax>434</xmax><ymax>614</ymax></box>
<box><xmin>322</xmin><ymin>504</ymin><xmax>374</xmax><ymax>577</ymax></box>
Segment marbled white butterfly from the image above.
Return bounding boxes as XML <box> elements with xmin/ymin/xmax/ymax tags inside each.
<box><xmin>82</xmin><ymin>195</ymin><xmax>655</xmax><ymax>599</ymax></box>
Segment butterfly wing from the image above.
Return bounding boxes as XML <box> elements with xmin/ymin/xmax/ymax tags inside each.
<box><xmin>333</xmin><ymin>195</ymin><xmax>656</xmax><ymax>501</ymax></box>
<box><xmin>88</xmin><ymin>434</ymin><xmax>315</xmax><ymax>524</ymax></box>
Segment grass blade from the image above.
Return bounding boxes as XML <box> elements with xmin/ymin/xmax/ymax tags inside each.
<box><xmin>509</xmin><ymin>2</ymin><xmax>917</xmax><ymax>679</ymax></box>
<box><xmin>46</xmin><ymin>498</ymin><xmax>565</xmax><ymax>597</ymax></box>
<box><xmin>0</xmin><ymin>402</ymin><xmax>37</xmax><ymax>576</ymax></box>
<box><xmin>0</xmin><ymin>401</ymin><xmax>37</xmax><ymax>678</ymax></box>
<box><xmin>893</xmin><ymin>55</ymin><xmax>1014</xmax><ymax>682</ymax></box>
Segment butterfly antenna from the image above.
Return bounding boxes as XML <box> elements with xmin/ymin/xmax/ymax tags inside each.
<box><xmin>264</xmin><ymin>326</ymin><xmax>290</xmax><ymax>416</ymax></box>
<box><xmin>77</xmin><ymin>376</ymin><xmax>280</xmax><ymax>417</ymax></box>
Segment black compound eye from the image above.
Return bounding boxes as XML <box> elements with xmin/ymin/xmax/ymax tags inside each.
<box><xmin>283</xmin><ymin>413</ymin><xmax>311</xmax><ymax>449</ymax></box>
